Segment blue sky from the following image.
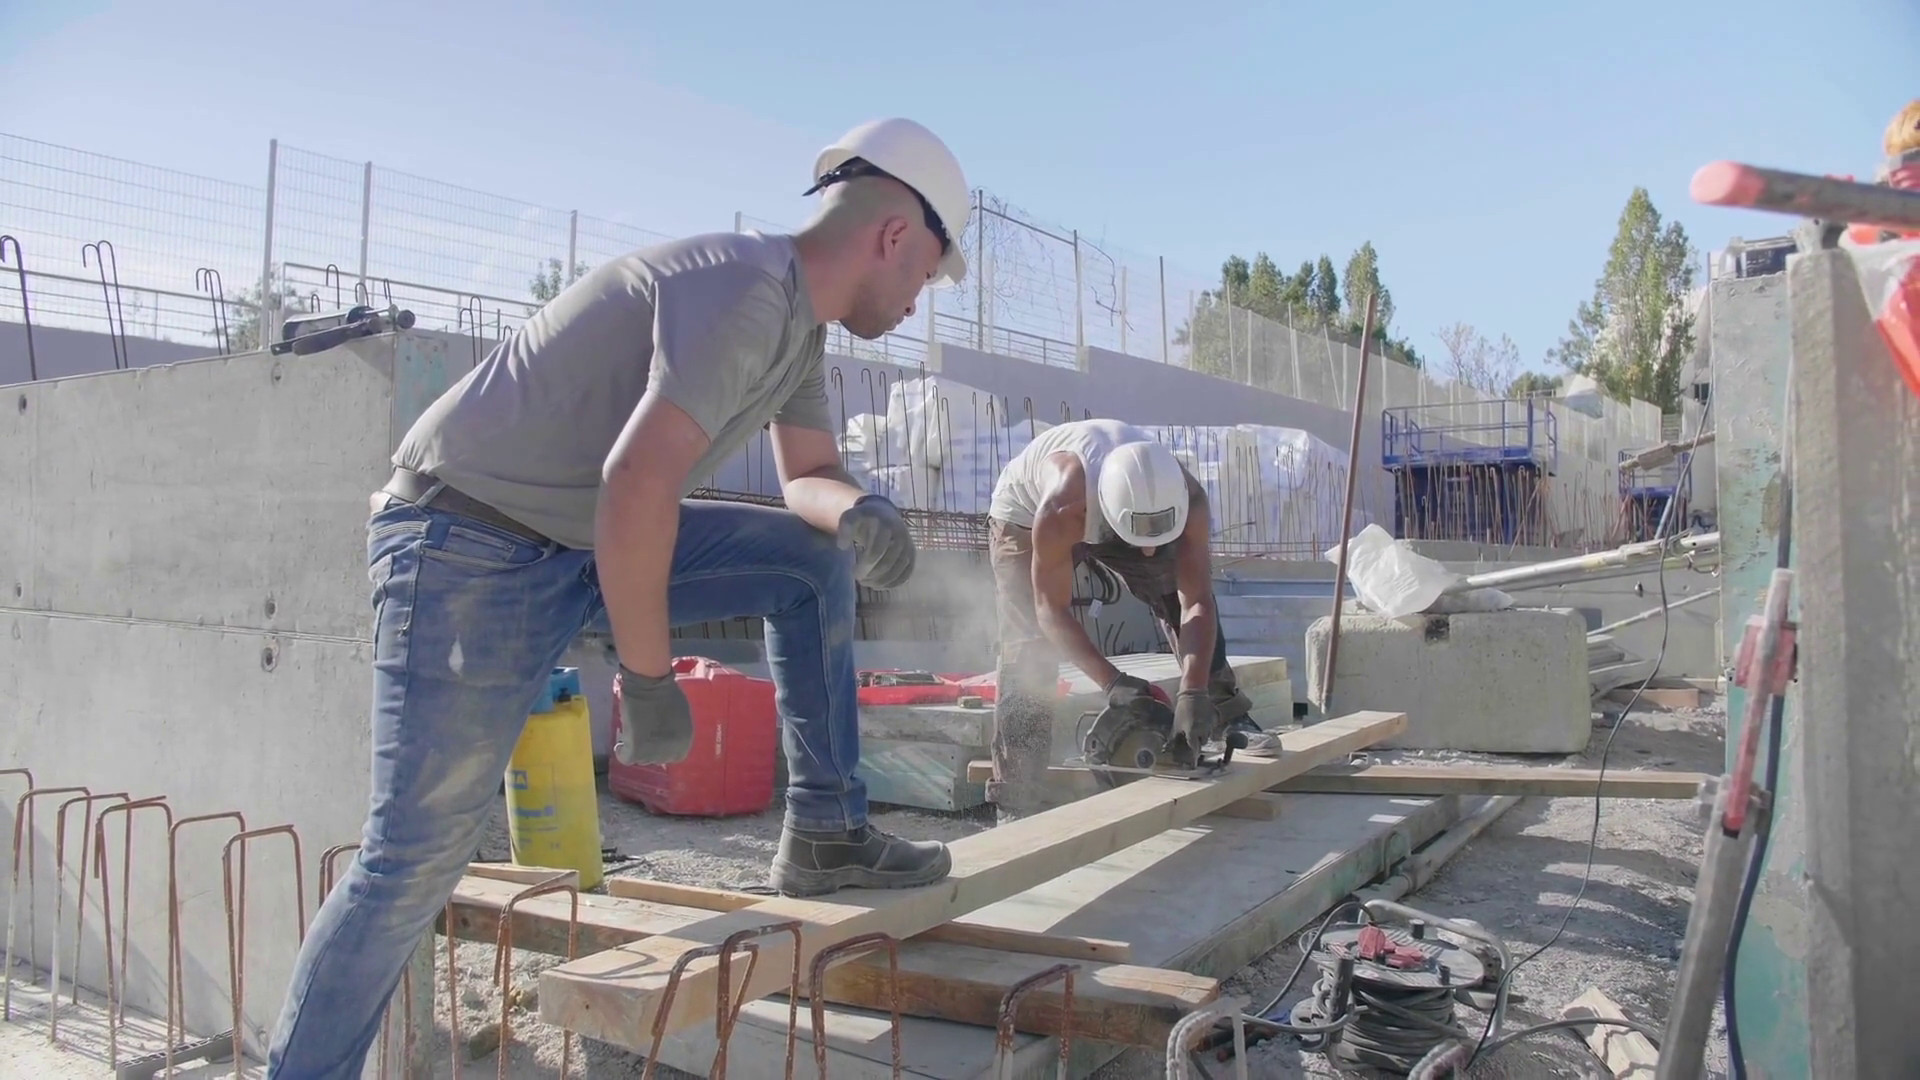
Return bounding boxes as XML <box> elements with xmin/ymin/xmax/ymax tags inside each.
<box><xmin>3</xmin><ymin>0</ymin><xmax>1916</xmax><ymax>372</ymax></box>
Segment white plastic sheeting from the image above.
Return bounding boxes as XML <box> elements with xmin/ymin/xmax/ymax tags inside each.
<box><xmin>839</xmin><ymin>375</ymin><xmax>1373</xmax><ymax>552</ymax></box>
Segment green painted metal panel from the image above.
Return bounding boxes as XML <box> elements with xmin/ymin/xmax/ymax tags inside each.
<box><xmin>1707</xmin><ymin>271</ymin><xmax>1809</xmax><ymax>1078</ymax></box>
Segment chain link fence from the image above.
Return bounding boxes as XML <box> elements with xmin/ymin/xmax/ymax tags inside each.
<box><xmin>2</xmin><ymin>130</ymin><xmax>1666</xmax><ymax>548</ymax></box>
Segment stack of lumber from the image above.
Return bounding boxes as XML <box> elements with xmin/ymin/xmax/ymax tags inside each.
<box><xmin>532</xmin><ymin>710</ymin><xmax>1406</xmax><ymax>1056</ymax></box>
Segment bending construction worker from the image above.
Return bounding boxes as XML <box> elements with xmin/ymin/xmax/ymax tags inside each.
<box><xmin>983</xmin><ymin>417</ymin><xmax>1274</xmax><ymax>817</ymax></box>
<box><xmin>265</xmin><ymin>118</ymin><xmax>971</xmax><ymax>1078</ymax></box>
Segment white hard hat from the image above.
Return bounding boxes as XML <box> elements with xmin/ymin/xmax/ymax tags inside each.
<box><xmin>1098</xmin><ymin>440</ymin><xmax>1190</xmax><ymax>548</ymax></box>
<box><xmin>807</xmin><ymin>118</ymin><xmax>971</xmax><ymax>288</ymax></box>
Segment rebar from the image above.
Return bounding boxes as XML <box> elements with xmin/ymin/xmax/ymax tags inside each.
<box><xmin>5</xmin><ymin>783</ymin><xmax>87</xmax><ymax>1021</ymax></box>
<box><xmin>639</xmin><ymin>920</ymin><xmax>805</xmax><ymax>1080</ymax></box>
<box><xmin>493</xmin><ymin>871</ymin><xmax>580</xmax><ymax>1080</ymax></box>
<box><xmin>91</xmin><ymin>795</ymin><xmax>172</xmax><ymax>1065</ymax></box>
<box><xmin>167</xmin><ymin>811</ymin><xmax>246</xmax><ymax>1076</ymax></box>
<box><xmin>221</xmin><ymin>824</ymin><xmax>306</xmax><ymax>1078</ymax></box>
<box><xmin>80</xmin><ymin>239</ymin><xmax>127</xmax><ymax>369</ymax></box>
<box><xmin>807</xmin><ymin>932</ymin><xmax>903</xmax><ymax>1079</ymax></box>
<box><xmin>993</xmin><ymin>962</ymin><xmax>1079</xmax><ymax>1080</ymax></box>
<box><xmin>0</xmin><ymin>237</ymin><xmax>36</xmax><ymax>379</ymax></box>
<box><xmin>51</xmin><ymin>790</ymin><xmax>129</xmax><ymax>1042</ymax></box>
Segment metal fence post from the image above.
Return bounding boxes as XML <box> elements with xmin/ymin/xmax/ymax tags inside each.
<box><xmin>567</xmin><ymin>211</ymin><xmax>580</xmax><ymax>283</ymax></box>
<box><xmin>1287</xmin><ymin>323</ymin><xmax>1299</xmax><ymax>398</ymax></box>
<box><xmin>1158</xmin><ymin>256</ymin><xmax>1169</xmax><ymax>364</ymax></box>
<box><xmin>1072</xmin><ymin>229</ymin><xmax>1084</xmax><ymax>355</ymax></box>
<box><xmin>356</xmin><ymin>161</ymin><xmax>374</xmax><ymax>288</ymax></box>
<box><xmin>974</xmin><ymin>189</ymin><xmax>985</xmax><ymax>351</ymax></box>
<box><xmin>734</xmin><ymin>210</ymin><xmax>743</xmax><ymax>233</ymax></box>
<box><xmin>260</xmin><ymin>138</ymin><xmax>279</xmax><ymax>348</ymax></box>
<box><xmin>1119</xmin><ymin>265</ymin><xmax>1128</xmax><ymax>355</ymax></box>
<box><xmin>1224</xmin><ymin>278</ymin><xmax>1234</xmax><ymax>375</ymax></box>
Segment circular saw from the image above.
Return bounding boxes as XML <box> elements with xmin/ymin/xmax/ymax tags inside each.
<box><xmin>1072</xmin><ymin>688</ymin><xmax>1251</xmax><ymax>789</ymax></box>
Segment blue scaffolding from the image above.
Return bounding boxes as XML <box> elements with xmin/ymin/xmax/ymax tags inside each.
<box><xmin>1381</xmin><ymin>398</ymin><xmax>1559</xmax><ymax>545</ymax></box>
<box><xmin>1616</xmin><ymin>446</ymin><xmax>1694</xmax><ymax>541</ymax></box>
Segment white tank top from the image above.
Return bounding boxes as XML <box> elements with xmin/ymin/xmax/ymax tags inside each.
<box><xmin>988</xmin><ymin>418</ymin><xmax>1152</xmax><ymax>543</ymax></box>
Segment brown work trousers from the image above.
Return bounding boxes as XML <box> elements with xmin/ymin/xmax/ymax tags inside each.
<box><xmin>984</xmin><ymin>489</ymin><xmax>1243</xmax><ymax>816</ymax></box>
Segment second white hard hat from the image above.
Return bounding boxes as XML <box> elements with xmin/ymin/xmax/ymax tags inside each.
<box><xmin>808</xmin><ymin>118</ymin><xmax>971</xmax><ymax>288</ymax></box>
<box><xmin>1098</xmin><ymin>440</ymin><xmax>1190</xmax><ymax>548</ymax></box>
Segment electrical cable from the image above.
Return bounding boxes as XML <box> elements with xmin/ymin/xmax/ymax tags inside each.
<box><xmin>1462</xmin><ymin>397</ymin><xmax>1716</xmax><ymax>1069</ymax></box>
<box><xmin>1723</xmin><ymin>342</ymin><xmax>1795</xmax><ymax>1079</ymax></box>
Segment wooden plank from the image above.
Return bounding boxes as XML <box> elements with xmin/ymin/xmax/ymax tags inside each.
<box><xmin>1201</xmin><ymin>794</ymin><xmax>1284</xmax><ymax>820</ymax></box>
<box><xmin>536</xmin><ymin>710</ymin><xmax>1405</xmax><ymax>1050</ymax></box>
<box><xmin>963</xmin><ymin>761</ymin><xmax>1708</xmax><ymax>801</ymax></box>
<box><xmin>442</xmin><ymin>875</ymin><xmax>1214</xmax><ymax>1047</ymax></box>
<box><xmin>467</xmin><ymin>862</ymin><xmax>582</xmax><ymax>887</ymax></box>
<box><xmin>1560</xmin><ymin>987</ymin><xmax>1658</xmax><ymax>1078</ymax></box>
<box><xmin>1269</xmin><ymin>764</ymin><xmax>1709</xmax><ymax>800</ymax></box>
<box><xmin>604</xmin><ymin>878</ymin><xmax>1134</xmax><ymax>962</ymax></box>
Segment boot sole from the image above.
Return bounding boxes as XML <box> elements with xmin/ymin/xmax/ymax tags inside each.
<box><xmin>767</xmin><ymin>846</ymin><xmax>954</xmax><ymax>898</ymax></box>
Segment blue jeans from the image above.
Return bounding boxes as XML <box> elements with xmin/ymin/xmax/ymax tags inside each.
<box><xmin>264</xmin><ymin>494</ymin><xmax>867</xmax><ymax>1078</ymax></box>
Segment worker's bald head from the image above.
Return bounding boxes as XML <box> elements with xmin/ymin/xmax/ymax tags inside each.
<box><xmin>795</xmin><ymin>172</ymin><xmax>946</xmax><ymax>341</ymax></box>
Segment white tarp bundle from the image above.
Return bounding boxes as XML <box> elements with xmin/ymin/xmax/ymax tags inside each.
<box><xmin>839</xmin><ymin>375</ymin><xmax>1371</xmax><ymax>549</ymax></box>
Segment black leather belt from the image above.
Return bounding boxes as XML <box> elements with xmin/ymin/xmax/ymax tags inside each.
<box><xmin>379</xmin><ymin>467</ymin><xmax>550</xmax><ymax>545</ymax></box>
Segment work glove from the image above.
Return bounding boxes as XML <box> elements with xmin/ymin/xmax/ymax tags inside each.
<box><xmin>1172</xmin><ymin>689</ymin><xmax>1218</xmax><ymax>756</ymax></box>
<box><xmin>613</xmin><ymin>664</ymin><xmax>694</xmax><ymax>767</ymax></box>
<box><xmin>1103</xmin><ymin>672</ymin><xmax>1155</xmax><ymax>712</ymax></box>
<box><xmin>836</xmin><ymin>494</ymin><xmax>916</xmax><ymax>590</ymax></box>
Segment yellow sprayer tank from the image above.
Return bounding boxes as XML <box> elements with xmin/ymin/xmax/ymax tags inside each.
<box><xmin>503</xmin><ymin>667</ymin><xmax>604</xmax><ymax>889</ymax></box>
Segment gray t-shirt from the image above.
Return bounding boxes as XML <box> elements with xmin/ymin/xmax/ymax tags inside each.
<box><xmin>392</xmin><ymin>231</ymin><xmax>831</xmax><ymax>549</ymax></box>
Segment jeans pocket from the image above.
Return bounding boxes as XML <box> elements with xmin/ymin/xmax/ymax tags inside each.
<box><xmin>419</xmin><ymin>519</ymin><xmax>551</xmax><ymax>573</ymax></box>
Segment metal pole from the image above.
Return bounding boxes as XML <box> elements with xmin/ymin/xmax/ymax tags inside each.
<box><xmin>1119</xmin><ymin>266</ymin><xmax>1128</xmax><ymax>355</ymax></box>
<box><xmin>356</xmin><ymin>162</ymin><xmax>373</xmax><ymax>288</ymax></box>
<box><xmin>260</xmin><ymin>138</ymin><xmax>279</xmax><ymax>349</ymax></box>
<box><xmin>1289</xmin><ymin>324</ymin><xmax>1302</xmax><ymax>398</ymax></box>
<box><xmin>1072</xmin><ymin>230</ymin><xmax>1084</xmax><ymax>354</ymax></box>
<box><xmin>974</xmin><ymin>189</ymin><xmax>985</xmax><ymax>351</ymax></box>
<box><xmin>1158</xmin><ymin>255</ymin><xmax>1169</xmax><ymax>364</ymax></box>
<box><xmin>1319</xmin><ymin>290</ymin><xmax>1380</xmax><ymax>715</ymax></box>
<box><xmin>1224</xmin><ymin>279</ymin><xmax>1234</xmax><ymax>373</ymax></box>
<box><xmin>566</xmin><ymin>211</ymin><xmax>579</xmax><ymax>283</ymax></box>
<box><xmin>1589</xmin><ymin>587</ymin><xmax>1721</xmax><ymax>638</ymax></box>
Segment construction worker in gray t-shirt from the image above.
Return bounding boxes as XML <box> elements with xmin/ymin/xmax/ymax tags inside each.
<box><xmin>263</xmin><ymin>118</ymin><xmax>972</xmax><ymax>1079</ymax></box>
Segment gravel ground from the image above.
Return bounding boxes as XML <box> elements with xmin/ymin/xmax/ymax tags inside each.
<box><xmin>3</xmin><ymin>699</ymin><xmax>1730</xmax><ymax>1079</ymax></box>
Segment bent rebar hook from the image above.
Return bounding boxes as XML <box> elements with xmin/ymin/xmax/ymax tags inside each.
<box><xmin>195</xmin><ymin>268</ymin><xmax>231</xmax><ymax>354</ymax></box>
<box><xmin>81</xmin><ymin>240</ymin><xmax>128</xmax><ymax>369</ymax></box>
<box><xmin>0</xmin><ymin>236</ymin><xmax>35</xmax><ymax>380</ymax></box>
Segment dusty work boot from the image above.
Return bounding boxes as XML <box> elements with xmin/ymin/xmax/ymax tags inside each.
<box><xmin>768</xmin><ymin>824</ymin><xmax>953</xmax><ymax>897</ymax></box>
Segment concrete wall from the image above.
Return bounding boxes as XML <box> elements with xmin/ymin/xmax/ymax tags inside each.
<box><xmin>0</xmin><ymin>332</ymin><xmax>457</xmax><ymax>1056</ymax></box>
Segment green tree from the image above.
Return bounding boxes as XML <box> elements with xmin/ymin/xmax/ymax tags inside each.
<box><xmin>529</xmin><ymin>257</ymin><xmax>593</xmax><ymax>311</ymax></box>
<box><xmin>1340</xmin><ymin>241</ymin><xmax>1395</xmax><ymax>336</ymax></box>
<box><xmin>1507</xmin><ymin>370</ymin><xmax>1565</xmax><ymax>397</ymax></box>
<box><xmin>1244</xmin><ymin>253</ymin><xmax>1286</xmax><ymax>318</ymax></box>
<box><xmin>1547</xmin><ymin>187</ymin><xmax>1697</xmax><ymax>411</ymax></box>
<box><xmin>1310</xmin><ymin>256</ymin><xmax>1340</xmax><ymax>323</ymax></box>
<box><xmin>1280</xmin><ymin>260</ymin><xmax>1313</xmax><ymax>318</ymax></box>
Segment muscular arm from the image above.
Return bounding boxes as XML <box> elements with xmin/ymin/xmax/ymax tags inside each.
<box><xmin>595</xmin><ymin>264</ymin><xmax>787</xmax><ymax>676</ymax></box>
<box><xmin>597</xmin><ymin>392</ymin><xmax>706</xmax><ymax>677</ymax></box>
<box><xmin>769</xmin><ymin>361</ymin><xmax>863</xmax><ymax>534</ymax></box>
<box><xmin>1170</xmin><ymin>487</ymin><xmax>1218</xmax><ymax>693</ymax></box>
<box><xmin>1029</xmin><ymin>457</ymin><xmax>1123</xmax><ymax>689</ymax></box>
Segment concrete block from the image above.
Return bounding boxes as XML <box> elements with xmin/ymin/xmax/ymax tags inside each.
<box><xmin>856</xmin><ymin>738</ymin><xmax>987</xmax><ymax>811</ymax></box>
<box><xmin>1305</xmin><ymin>609</ymin><xmax>1590</xmax><ymax>753</ymax></box>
